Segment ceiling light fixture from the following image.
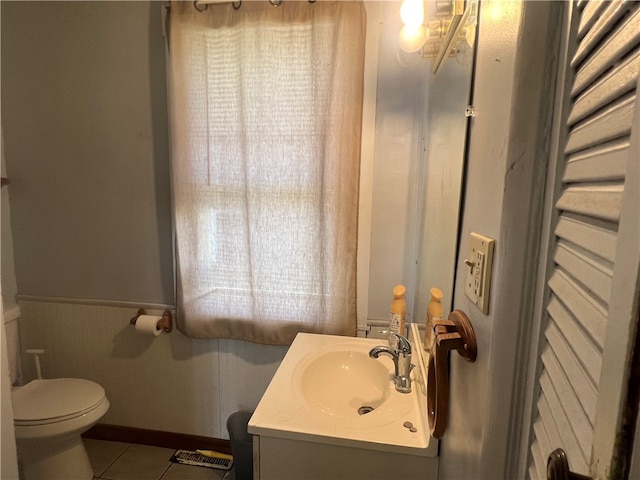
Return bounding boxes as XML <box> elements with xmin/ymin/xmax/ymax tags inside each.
<box><xmin>398</xmin><ymin>0</ymin><xmax>478</xmax><ymax>74</ymax></box>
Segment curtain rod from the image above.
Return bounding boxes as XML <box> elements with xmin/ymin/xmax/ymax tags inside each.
<box><xmin>193</xmin><ymin>0</ymin><xmax>316</xmax><ymax>12</ymax></box>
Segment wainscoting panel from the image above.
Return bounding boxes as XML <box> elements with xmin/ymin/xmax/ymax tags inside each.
<box><xmin>18</xmin><ymin>301</ymin><xmax>287</xmax><ymax>439</ymax></box>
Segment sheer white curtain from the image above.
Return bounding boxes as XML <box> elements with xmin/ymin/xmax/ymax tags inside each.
<box><xmin>167</xmin><ymin>1</ymin><xmax>366</xmax><ymax>345</ymax></box>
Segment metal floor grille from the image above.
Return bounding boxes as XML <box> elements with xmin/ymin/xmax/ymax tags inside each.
<box><xmin>171</xmin><ymin>450</ymin><xmax>233</xmax><ymax>470</ymax></box>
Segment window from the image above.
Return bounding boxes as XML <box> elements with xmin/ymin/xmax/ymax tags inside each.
<box><xmin>167</xmin><ymin>1</ymin><xmax>366</xmax><ymax>345</ymax></box>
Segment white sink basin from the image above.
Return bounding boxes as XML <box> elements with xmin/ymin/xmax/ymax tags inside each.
<box><xmin>296</xmin><ymin>349</ymin><xmax>391</xmax><ymax>417</ymax></box>
<box><xmin>249</xmin><ymin>326</ymin><xmax>437</xmax><ymax>456</ymax></box>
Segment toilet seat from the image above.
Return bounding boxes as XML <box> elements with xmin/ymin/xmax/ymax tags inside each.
<box><xmin>13</xmin><ymin>378</ymin><xmax>107</xmax><ymax>426</ymax></box>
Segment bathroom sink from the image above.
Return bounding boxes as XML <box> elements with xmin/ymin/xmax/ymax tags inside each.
<box><xmin>249</xmin><ymin>326</ymin><xmax>437</xmax><ymax>456</ymax></box>
<box><xmin>295</xmin><ymin>349</ymin><xmax>391</xmax><ymax>417</ymax></box>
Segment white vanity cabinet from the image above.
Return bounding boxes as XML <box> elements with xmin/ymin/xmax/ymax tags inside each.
<box><xmin>252</xmin><ymin>434</ymin><xmax>438</xmax><ymax>480</ymax></box>
<box><xmin>248</xmin><ymin>324</ymin><xmax>438</xmax><ymax>480</ymax></box>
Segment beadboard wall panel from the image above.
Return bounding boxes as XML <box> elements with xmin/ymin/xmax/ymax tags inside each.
<box><xmin>18</xmin><ymin>301</ymin><xmax>287</xmax><ymax>439</ymax></box>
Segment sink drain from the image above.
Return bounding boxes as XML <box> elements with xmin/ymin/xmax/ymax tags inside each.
<box><xmin>358</xmin><ymin>406</ymin><xmax>375</xmax><ymax>415</ymax></box>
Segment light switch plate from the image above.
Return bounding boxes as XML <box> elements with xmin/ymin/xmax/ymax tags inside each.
<box><xmin>464</xmin><ymin>232</ymin><xmax>495</xmax><ymax>314</ymax></box>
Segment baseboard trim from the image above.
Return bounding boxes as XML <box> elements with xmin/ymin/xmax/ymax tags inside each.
<box><xmin>83</xmin><ymin>424</ymin><xmax>232</xmax><ymax>454</ymax></box>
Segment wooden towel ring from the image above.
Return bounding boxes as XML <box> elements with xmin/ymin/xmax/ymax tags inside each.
<box><xmin>427</xmin><ymin>309</ymin><xmax>477</xmax><ymax>439</ymax></box>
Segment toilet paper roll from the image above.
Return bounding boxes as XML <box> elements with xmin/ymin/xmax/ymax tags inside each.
<box><xmin>135</xmin><ymin>315</ymin><xmax>163</xmax><ymax>337</ymax></box>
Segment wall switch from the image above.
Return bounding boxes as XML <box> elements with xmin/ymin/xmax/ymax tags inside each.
<box><xmin>464</xmin><ymin>232</ymin><xmax>495</xmax><ymax>314</ymax></box>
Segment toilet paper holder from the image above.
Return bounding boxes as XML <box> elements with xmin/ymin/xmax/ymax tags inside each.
<box><xmin>130</xmin><ymin>309</ymin><xmax>173</xmax><ymax>333</ymax></box>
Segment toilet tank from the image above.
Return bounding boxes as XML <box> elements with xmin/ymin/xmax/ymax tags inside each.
<box><xmin>3</xmin><ymin>303</ymin><xmax>22</xmax><ymax>385</ymax></box>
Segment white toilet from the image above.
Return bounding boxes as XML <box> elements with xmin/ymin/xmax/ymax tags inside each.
<box><xmin>12</xmin><ymin>378</ymin><xmax>110</xmax><ymax>480</ymax></box>
<box><xmin>5</xmin><ymin>307</ymin><xmax>110</xmax><ymax>480</ymax></box>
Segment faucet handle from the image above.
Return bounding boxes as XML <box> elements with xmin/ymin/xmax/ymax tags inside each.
<box><xmin>389</xmin><ymin>333</ymin><xmax>412</xmax><ymax>354</ymax></box>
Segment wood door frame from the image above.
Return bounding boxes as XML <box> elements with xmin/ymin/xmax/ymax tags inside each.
<box><xmin>514</xmin><ymin>1</ymin><xmax>576</xmax><ymax>476</ymax></box>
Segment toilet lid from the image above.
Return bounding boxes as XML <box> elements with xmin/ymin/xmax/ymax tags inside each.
<box><xmin>12</xmin><ymin>378</ymin><xmax>106</xmax><ymax>423</ymax></box>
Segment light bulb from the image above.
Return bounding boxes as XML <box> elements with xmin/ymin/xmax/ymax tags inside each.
<box><xmin>399</xmin><ymin>24</ymin><xmax>427</xmax><ymax>53</ymax></box>
<box><xmin>400</xmin><ymin>0</ymin><xmax>424</xmax><ymax>29</ymax></box>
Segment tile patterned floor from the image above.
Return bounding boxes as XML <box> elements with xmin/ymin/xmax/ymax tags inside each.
<box><xmin>85</xmin><ymin>439</ymin><xmax>236</xmax><ymax>480</ymax></box>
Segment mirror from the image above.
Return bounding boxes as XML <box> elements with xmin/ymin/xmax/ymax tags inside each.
<box><xmin>365</xmin><ymin>1</ymin><xmax>475</xmax><ymax>332</ymax></box>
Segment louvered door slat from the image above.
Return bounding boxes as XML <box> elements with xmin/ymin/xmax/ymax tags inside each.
<box><xmin>576</xmin><ymin>0</ymin><xmax>588</xmax><ymax>11</ymax></box>
<box><xmin>530</xmin><ymin>418</ymin><xmax>548</xmax><ymax>479</ymax></box>
<box><xmin>577</xmin><ymin>1</ymin><xmax>608</xmax><ymax>39</ymax></box>
<box><xmin>563</xmin><ymin>137</ymin><xmax>629</xmax><ymax>182</ymax></box>
<box><xmin>556</xmin><ymin>183</ymin><xmax>623</xmax><ymax>221</ymax></box>
<box><xmin>555</xmin><ymin>215</ymin><xmax>617</xmax><ymax>264</ymax></box>
<box><xmin>572</xmin><ymin>6</ymin><xmax>640</xmax><ymax>96</ymax></box>
<box><xmin>531</xmin><ymin>440</ymin><xmax>544</xmax><ymax>480</ymax></box>
<box><xmin>553</xmin><ymin>242</ymin><xmax>613</xmax><ymax>304</ymax></box>
<box><xmin>532</xmin><ymin>422</ymin><xmax>550</xmax><ymax>479</ymax></box>
<box><xmin>542</xmin><ymin>347</ymin><xmax>593</xmax><ymax>460</ymax></box>
<box><xmin>545</xmin><ymin>321</ymin><xmax>598</xmax><ymax>423</ymax></box>
<box><xmin>565</xmin><ymin>94</ymin><xmax>636</xmax><ymax>153</ymax></box>
<box><xmin>572</xmin><ymin>0</ymin><xmax>631</xmax><ymax>68</ymax></box>
<box><xmin>540</xmin><ymin>372</ymin><xmax>589</xmax><ymax>472</ymax></box>
<box><xmin>547</xmin><ymin>270</ymin><xmax>607</xmax><ymax>348</ymax></box>
<box><xmin>538</xmin><ymin>394</ymin><xmax>564</xmax><ymax>461</ymax></box>
<box><xmin>534</xmin><ymin>418</ymin><xmax>552</xmax><ymax>463</ymax></box>
<box><xmin>569</xmin><ymin>48</ymin><xmax>640</xmax><ymax>124</ymax></box>
<box><xmin>547</xmin><ymin>297</ymin><xmax>602</xmax><ymax>385</ymax></box>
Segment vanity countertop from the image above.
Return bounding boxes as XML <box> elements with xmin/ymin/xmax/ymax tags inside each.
<box><xmin>248</xmin><ymin>324</ymin><xmax>437</xmax><ymax>457</ymax></box>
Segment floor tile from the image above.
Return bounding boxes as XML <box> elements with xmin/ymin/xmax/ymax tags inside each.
<box><xmin>101</xmin><ymin>444</ymin><xmax>174</xmax><ymax>480</ymax></box>
<box><xmin>85</xmin><ymin>438</ymin><xmax>130</xmax><ymax>477</ymax></box>
<box><xmin>160</xmin><ymin>463</ymin><xmax>232</xmax><ymax>480</ymax></box>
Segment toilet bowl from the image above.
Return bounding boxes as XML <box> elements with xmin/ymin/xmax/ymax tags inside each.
<box><xmin>12</xmin><ymin>378</ymin><xmax>110</xmax><ymax>480</ymax></box>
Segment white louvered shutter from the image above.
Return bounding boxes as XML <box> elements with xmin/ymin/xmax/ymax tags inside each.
<box><xmin>527</xmin><ymin>1</ymin><xmax>640</xmax><ymax>479</ymax></box>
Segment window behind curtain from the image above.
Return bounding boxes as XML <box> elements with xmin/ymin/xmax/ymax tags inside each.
<box><xmin>167</xmin><ymin>1</ymin><xmax>366</xmax><ymax>345</ymax></box>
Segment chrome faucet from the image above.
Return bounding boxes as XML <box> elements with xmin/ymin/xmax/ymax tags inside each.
<box><xmin>369</xmin><ymin>333</ymin><xmax>414</xmax><ymax>394</ymax></box>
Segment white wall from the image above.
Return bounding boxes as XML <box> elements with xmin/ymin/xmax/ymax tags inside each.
<box><xmin>1</xmin><ymin>132</ymin><xmax>18</xmax><ymax>309</ymax></box>
<box><xmin>1</xmin><ymin>122</ymin><xmax>19</xmax><ymax>480</ymax></box>
<box><xmin>1</xmin><ymin>307</ymin><xmax>19</xmax><ymax>480</ymax></box>
<box><xmin>439</xmin><ymin>1</ymin><xmax>562</xmax><ymax>478</ymax></box>
<box><xmin>1</xmin><ymin>1</ymin><xmax>173</xmax><ymax>305</ymax></box>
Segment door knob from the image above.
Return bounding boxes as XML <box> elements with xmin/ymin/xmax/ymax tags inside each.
<box><xmin>547</xmin><ymin>449</ymin><xmax>593</xmax><ymax>480</ymax></box>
